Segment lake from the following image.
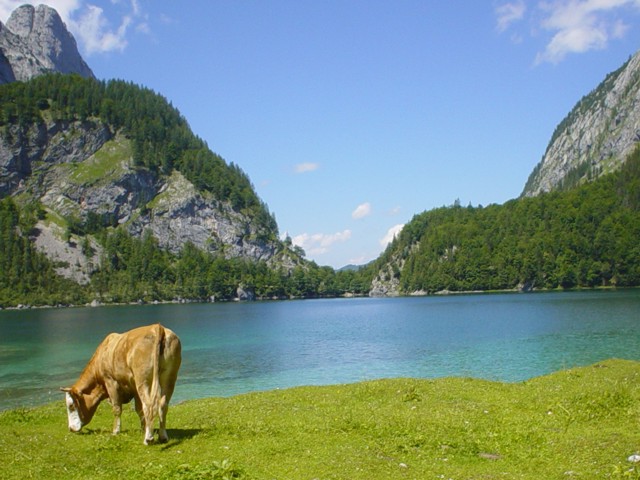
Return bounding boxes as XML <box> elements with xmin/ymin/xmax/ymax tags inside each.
<box><xmin>1</xmin><ymin>290</ymin><xmax>639</xmax><ymax>411</ymax></box>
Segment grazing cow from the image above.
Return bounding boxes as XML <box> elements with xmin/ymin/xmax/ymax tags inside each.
<box><xmin>61</xmin><ymin>323</ymin><xmax>181</xmax><ymax>445</ymax></box>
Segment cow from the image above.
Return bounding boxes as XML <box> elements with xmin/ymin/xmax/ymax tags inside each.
<box><xmin>61</xmin><ymin>323</ymin><xmax>181</xmax><ymax>445</ymax></box>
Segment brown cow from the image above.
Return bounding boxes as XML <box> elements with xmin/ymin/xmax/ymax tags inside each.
<box><xmin>61</xmin><ymin>323</ymin><xmax>181</xmax><ymax>445</ymax></box>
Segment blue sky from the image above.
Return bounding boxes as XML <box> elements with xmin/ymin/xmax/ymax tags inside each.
<box><xmin>2</xmin><ymin>1</ymin><xmax>640</xmax><ymax>268</ymax></box>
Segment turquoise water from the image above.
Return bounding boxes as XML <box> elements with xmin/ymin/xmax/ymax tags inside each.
<box><xmin>1</xmin><ymin>290</ymin><xmax>639</xmax><ymax>410</ymax></box>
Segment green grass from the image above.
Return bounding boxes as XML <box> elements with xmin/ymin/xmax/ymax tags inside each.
<box><xmin>2</xmin><ymin>359</ymin><xmax>640</xmax><ymax>479</ymax></box>
<box><xmin>69</xmin><ymin>136</ymin><xmax>132</xmax><ymax>185</ymax></box>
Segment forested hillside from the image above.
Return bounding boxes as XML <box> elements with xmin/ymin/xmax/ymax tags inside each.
<box><xmin>0</xmin><ymin>196</ymin><xmax>369</xmax><ymax>306</ymax></box>
<box><xmin>0</xmin><ymin>74</ymin><xmax>373</xmax><ymax>306</ymax></box>
<box><xmin>369</xmin><ymin>147</ymin><xmax>640</xmax><ymax>295</ymax></box>
<box><xmin>0</xmin><ymin>74</ymin><xmax>274</xmax><ymax>226</ymax></box>
<box><xmin>2</xmin><ymin>74</ymin><xmax>640</xmax><ymax>307</ymax></box>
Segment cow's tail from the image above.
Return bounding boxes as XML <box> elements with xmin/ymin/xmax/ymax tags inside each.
<box><xmin>149</xmin><ymin>324</ymin><xmax>165</xmax><ymax>427</ymax></box>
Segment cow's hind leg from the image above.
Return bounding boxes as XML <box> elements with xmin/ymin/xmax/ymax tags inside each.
<box><xmin>138</xmin><ymin>391</ymin><xmax>156</xmax><ymax>445</ymax></box>
<box><xmin>134</xmin><ymin>395</ymin><xmax>156</xmax><ymax>445</ymax></box>
<box><xmin>134</xmin><ymin>396</ymin><xmax>145</xmax><ymax>431</ymax></box>
<box><xmin>158</xmin><ymin>376</ymin><xmax>177</xmax><ymax>444</ymax></box>
<box><xmin>158</xmin><ymin>394</ymin><xmax>169</xmax><ymax>443</ymax></box>
<box><xmin>142</xmin><ymin>407</ymin><xmax>155</xmax><ymax>445</ymax></box>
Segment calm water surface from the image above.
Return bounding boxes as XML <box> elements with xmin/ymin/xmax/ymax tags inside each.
<box><xmin>1</xmin><ymin>290</ymin><xmax>639</xmax><ymax>410</ymax></box>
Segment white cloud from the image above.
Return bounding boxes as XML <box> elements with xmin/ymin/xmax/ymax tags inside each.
<box><xmin>380</xmin><ymin>224</ymin><xmax>404</xmax><ymax>248</ymax></box>
<box><xmin>352</xmin><ymin>202</ymin><xmax>372</xmax><ymax>220</ymax></box>
<box><xmin>159</xmin><ymin>13</ymin><xmax>175</xmax><ymax>25</ymax></box>
<box><xmin>0</xmin><ymin>0</ymin><xmax>145</xmax><ymax>56</ymax></box>
<box><xmin>535</xmin><ymin>0</ymin><xmax>627</xmax><ymax>64</ymax></box>
<box><xmin>495</xmin><ymin>1</ymin><xmax>526</xmax><ymax>32</ymax></box>
<box><xmin>496</xmin><ymin>0</ymin><xmax>640</xmax><ymax>64</ymax></box>
<box><xmin>348</xmin><ymin>254</ymin><xmax>369</xmax><ymax>265</ymax></box>
<box><xmin>71</xmin><ymin>4</ymin><xmax>130</xmax><ymax>54</ymax></box>
<box><xmin>294</xmin><ymin>162</ymin><xmax>319</xmax><ymax>174</ymax></box>
<box><xmin>292</xmin><ymin>230</ymin><xmax>351</xmax><ymax>255</ymax></box>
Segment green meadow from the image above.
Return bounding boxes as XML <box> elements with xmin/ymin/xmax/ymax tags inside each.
<box><xmin>2</xmin><ymin>359</ymin><xmax>640</xmax><ymax>479</ymax></box>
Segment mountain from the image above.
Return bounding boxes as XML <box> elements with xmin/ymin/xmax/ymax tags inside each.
<box><xmin>0</xmin><ymin>5</ymin><xmax>287</xmax><ymax>286</ymax></box>
<box><xmin>0</xmin><ymin>74</ymin><xmax>291</xmax><ymax>286</ymax></box>
<box><xmin>367</xmin><ymin>50</ymin><xmax>640</xmax><ymax>297</ymax></box>
<box><xmin>0</xmin><ymin>4</ymin><xmax>94</xmax><ymax>84</ymax></box>
<box><xmin>337</xmin><ymin>264</ymin><xmax>364</xmax><ymax>272</ymax></box>
<box><xmin>0</xmin><ymin>6</ymin><xmax>358</xmax><ymax>307</ymax></box>
<box><xmin>367</xmin><ymin>150</ymin><xmax>640</xmax><ymax>296</ymax></box>
<box><xmin>522</xmin><ymin>50</ymin><xmax>640</xmax><ymax>197</ymax></box>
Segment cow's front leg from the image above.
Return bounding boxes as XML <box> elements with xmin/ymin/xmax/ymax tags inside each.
<box><xmin>105</xmin><ymin>382</ymin><xmax>124</xmax><ymax>435</ymax></box>
<box><xmin>111</xmin><ymin>402</ymin><xmax>122</xmax><ymax>435</ymax></box>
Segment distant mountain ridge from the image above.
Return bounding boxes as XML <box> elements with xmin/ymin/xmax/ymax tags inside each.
<box><xmin>522</xmin><ymin>49</ymin><xmax>640</xmax><ymax>196</ymax></box>
<box><xmin>0</xmin><ymin>4</ymin><xmax>94</xmax><ymax>84</ymax></box>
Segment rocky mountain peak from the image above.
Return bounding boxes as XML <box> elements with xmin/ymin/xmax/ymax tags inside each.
<box><xmin>0</xmin><ymin>4</ymin><xmax>94</xmax><ymax>83</ymax></box>
<box><xmin>522</xmin><ymin>49</ymin><xmax>640</xmax><ymax>197</ymax></box>
<box><xmin>6</xmin><ymin>4</ymin><xmax>43</xmax><ymax>36</ymax></box>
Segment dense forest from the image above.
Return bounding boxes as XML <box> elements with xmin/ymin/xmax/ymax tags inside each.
<box><xmin>0</xmin><ymin>198</ymin><xmax>370</xmax><ymax>306</ymax></box>
<box><xmin>2</xmin><ymin>144</ymin><xmax>638</xmax><ymax>308</ymax></box>
<box><xmin>370</xmin><ymin>146</ymin><xmax>640</xmax><ymax>294</ymax></box>
<box><xmin>1</xmin><ymin>74</ymin><xmax>640</xmax><ymax>307</ymax></box>
<box><xmin>0</xmin><ymin>198</ymin><xmax>87</xmax><ymax>305</ymax></box>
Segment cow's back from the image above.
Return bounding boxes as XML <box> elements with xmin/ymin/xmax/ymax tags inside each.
<box><xmin>97</xmin><ymin>324</ymin><xmax>180</xmax><ymax>399</ymax></box>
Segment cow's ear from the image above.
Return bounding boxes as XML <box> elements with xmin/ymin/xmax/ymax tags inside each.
<box><xmin>60</xmin><ymin>387</ymin><xmax>72</xmax><ymax>393</ymax></box>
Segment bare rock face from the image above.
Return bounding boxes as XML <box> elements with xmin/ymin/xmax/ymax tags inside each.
<box><xmin>127</xmin><ymin>170</ymin><xmax>277</xmax><ymax>261</ymax></box>
<box><xmin>523</xmin><ymin>50</ymin><xmax>640</xmax><ymax>197</ymax></box>
<box><xmin>0</xmin><ymin>120</ymin><xmax>111</xmax><ymax>197</ymax></box>
<box><xmin>2</xmin><ymin>118</ymin><xmax>278</xmax><ymax>282</ymax></box>
<box><xmin>0</xmin><ymin>4</ymin><xmax>94</xmax><ymax>84</ymax></box>
<box><xmin>369</xmin><ymin>256</ymin><xmax>403</xmax><ymax>297</ymax></box>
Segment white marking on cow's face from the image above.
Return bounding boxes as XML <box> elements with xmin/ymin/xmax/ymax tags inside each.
<box><xmin>64</xmin><ymin>392</ymin><xmax>83</xmax><ymax>432</ymax></box>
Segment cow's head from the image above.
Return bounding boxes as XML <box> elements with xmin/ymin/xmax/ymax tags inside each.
<box><xmin>60</xmin><ymin>387</ymin><xmax>84</xmax><ymax>432</ymax></box>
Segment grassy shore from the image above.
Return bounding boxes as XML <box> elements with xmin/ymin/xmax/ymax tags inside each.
<box><xmin>2</xmin><ymin>359</ymin><xmax>640</xmax><ymax>479</ymax></box>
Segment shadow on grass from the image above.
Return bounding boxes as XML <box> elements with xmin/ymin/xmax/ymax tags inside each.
<box><xmin>161</xmin><ymin>428</ymin><xmax>203</xmax><ymax>450</ymax></box>
<box><xmin>70</xmin><ymin>427</ymin><xmax>202</xmax><ymax>445</ymax></box>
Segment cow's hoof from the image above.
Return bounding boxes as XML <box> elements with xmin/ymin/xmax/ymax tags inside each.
<box><xmin>144</xmin><ymin>437</ymin><xmax>155</xmax><ymax>446</ymax></box>
<box><xmin>158</xmin><ymin>436</ymin><xmax>168</xmax><ymax>444</ymax></box>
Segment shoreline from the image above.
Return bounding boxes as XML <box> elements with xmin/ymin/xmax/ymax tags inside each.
<box><xmin>1</xmin><ymin>284</ymin><xmax>633</xmax><ymax>311</ymax></box>
<box><xmin>1</xmin><ymin>358</ymin><xmax>636</xmax><ymax>413</ymax></box>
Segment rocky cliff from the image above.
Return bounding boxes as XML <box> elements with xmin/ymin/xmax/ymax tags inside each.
<box><xmin>522</xmin><ymin>50</ymin><xmax>640</xmax><ymax>196</ymax></box>
<box><xmin>0</xmin><ymin>4</ymin><xmax>94</xmax><ymax>84</ymax></box>
<box><xmin>1</xmin><ymin>117</ymin><xmax>279</xmax><ymax>282</ymax></box>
